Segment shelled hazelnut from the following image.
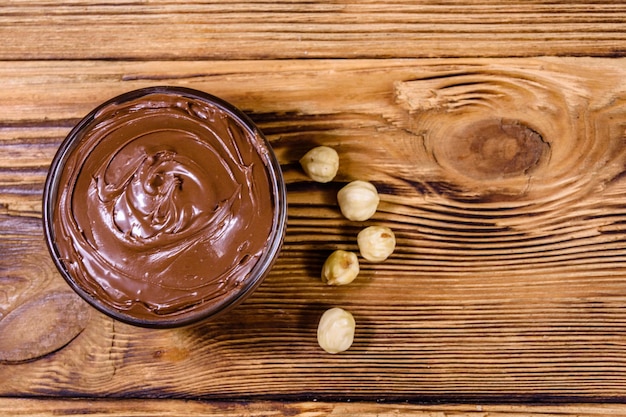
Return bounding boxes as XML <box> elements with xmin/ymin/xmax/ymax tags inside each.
<box><xmin>317</xmin><ymin>307</ymin><xmax>356</xmax><ymax>354</ymax></box>
<box><xmin>299</xmin><ymin>146</ymin><xmax>339</xmax><ymax>183</ymax></box>
<box><xmin>321</xmin><ymin>250</ymin><xmax>359</xmax><ymax>286</ymax></box>
<box><xmin>337</xmin><ymin>180</ymin><xmax>379</xmax><ymax>221</ymax></box>
<box><xmin>357</xmin><ymin>226</ymin><xmax>396</xmax><ymax>262</ymax></box>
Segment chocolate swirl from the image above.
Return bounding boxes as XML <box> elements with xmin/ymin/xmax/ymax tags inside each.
<box><xmin>46</xmin><ymin>88</ymin><xmax>284</xmax><ymax>326</ymax></box>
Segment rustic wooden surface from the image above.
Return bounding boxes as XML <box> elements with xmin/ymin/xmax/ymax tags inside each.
<box><xmin>5</xmin><ymin>399</ymin><xmax>626</xmax><ymax>417</ymax></box>
<box><xmin>3</xmin><ymin>1</ymin><xmax>626</xmax><ymax>416</ymax></box>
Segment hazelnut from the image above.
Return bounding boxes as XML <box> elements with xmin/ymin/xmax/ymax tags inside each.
<box><xmin>357</xmin><ymin>226</ymin><xmax>396</xmax><ymax>262</ymax></box>
<box><xmin>337</xmin><ymin>180</ymin><xmax>380</xmax><ymax>221</ymax></box>
<box><xmin>299</xmin><ymin>146</ymin><xmax>339</xmax><ymax>183</ymax></box>
<box><xmin>317</xmin><ymin>307</ymin><xmax>355</xmax><ymax>354</ymax></box>
<box><xmin>321</xmin><ymin>250</ymin><xmax>359</xmax><ymax>286</ymax></box>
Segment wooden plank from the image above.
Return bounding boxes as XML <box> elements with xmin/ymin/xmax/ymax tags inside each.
<box><xmin>1</xmin><ymin>1</ymin><xmax>625</xmax><ymax>60</ymax></box>
<box><xmin>3</xmin><ymin>398</ymin><xmax>626</xmax><ymax>417</ymax></box>
<box><xmin>3</xmin><ymin>58</ymin><xmax>626</xmax><ymax>402</ymax></box>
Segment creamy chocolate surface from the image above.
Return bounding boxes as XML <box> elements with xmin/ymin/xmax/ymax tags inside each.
<box><xmin>50</xmin><ymin>89</ymin><xmax>279</xmax><ymax>325</ymax></box>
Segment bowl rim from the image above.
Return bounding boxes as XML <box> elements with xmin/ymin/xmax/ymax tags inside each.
<box><xmin>42</xmin><ymin>85</ymin><xmax>287</xmax><ymax>328</ymax></box>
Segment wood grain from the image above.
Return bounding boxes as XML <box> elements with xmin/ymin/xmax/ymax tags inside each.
<box><xmin>3</xmin><ymin>399</ymin><xmax>626</xmax><ymax>417</ymax></box>
<box><xmin>2</xmin><ymin>58</ymin><xmax>626</xmax><ymax>404</ymax></box>
<box><xmin>1</xmin><ymin>1</ymin><xmax>626</xmax><ymax>60</ymax></box>
<box><xmin>0</xmin><ymin>291</ymin><xmax>90</xmax><ymax>363</ymax></box>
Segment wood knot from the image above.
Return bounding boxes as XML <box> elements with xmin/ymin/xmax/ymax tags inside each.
<box><xmin>440</xmin><ymin>119</ymin><xmax>548</xmax><ymax>181</ymax></box>
<box><xmin>391</xmin><ymin>65</ymin><xmax>581</xmax><ymax>201</ymax></box>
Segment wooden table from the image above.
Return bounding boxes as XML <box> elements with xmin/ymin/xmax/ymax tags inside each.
<box><xmin>2</xmin><ymin>2</ymin><xmax>626</xmax><ymax>416</ymax></box>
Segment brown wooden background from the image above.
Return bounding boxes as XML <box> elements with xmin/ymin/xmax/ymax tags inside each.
<box><xmin>2</xmin><ymin>1</ymin><xmax>626</xmax><ymax>416</ymax></box>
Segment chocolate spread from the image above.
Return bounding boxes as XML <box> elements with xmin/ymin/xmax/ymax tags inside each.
<box><xmin>47</xmin><ymin>87</ymin><xmax>283</xmax><ymax>326</ymax></box>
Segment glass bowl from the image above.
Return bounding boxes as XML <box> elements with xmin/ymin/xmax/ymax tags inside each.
<box><xmin>43</xmin><ymin>86</ymin><xmax>287</xmax><ymax>328</ymax></box>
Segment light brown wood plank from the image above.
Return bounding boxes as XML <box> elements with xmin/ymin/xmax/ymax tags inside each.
<box><xmin>1</xmin><ymin>1</ymin><xmax>625</xmax><ymax>60</ymax></box>
<box><xmin>3</xmin><ymin>58</ymin><xmax>626</xmax><ymax>402</ymax></box>
<box><xmin>3</xmin><ymin>398</ymin><xmax>626</xmax><ymax>417</ymax></box>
